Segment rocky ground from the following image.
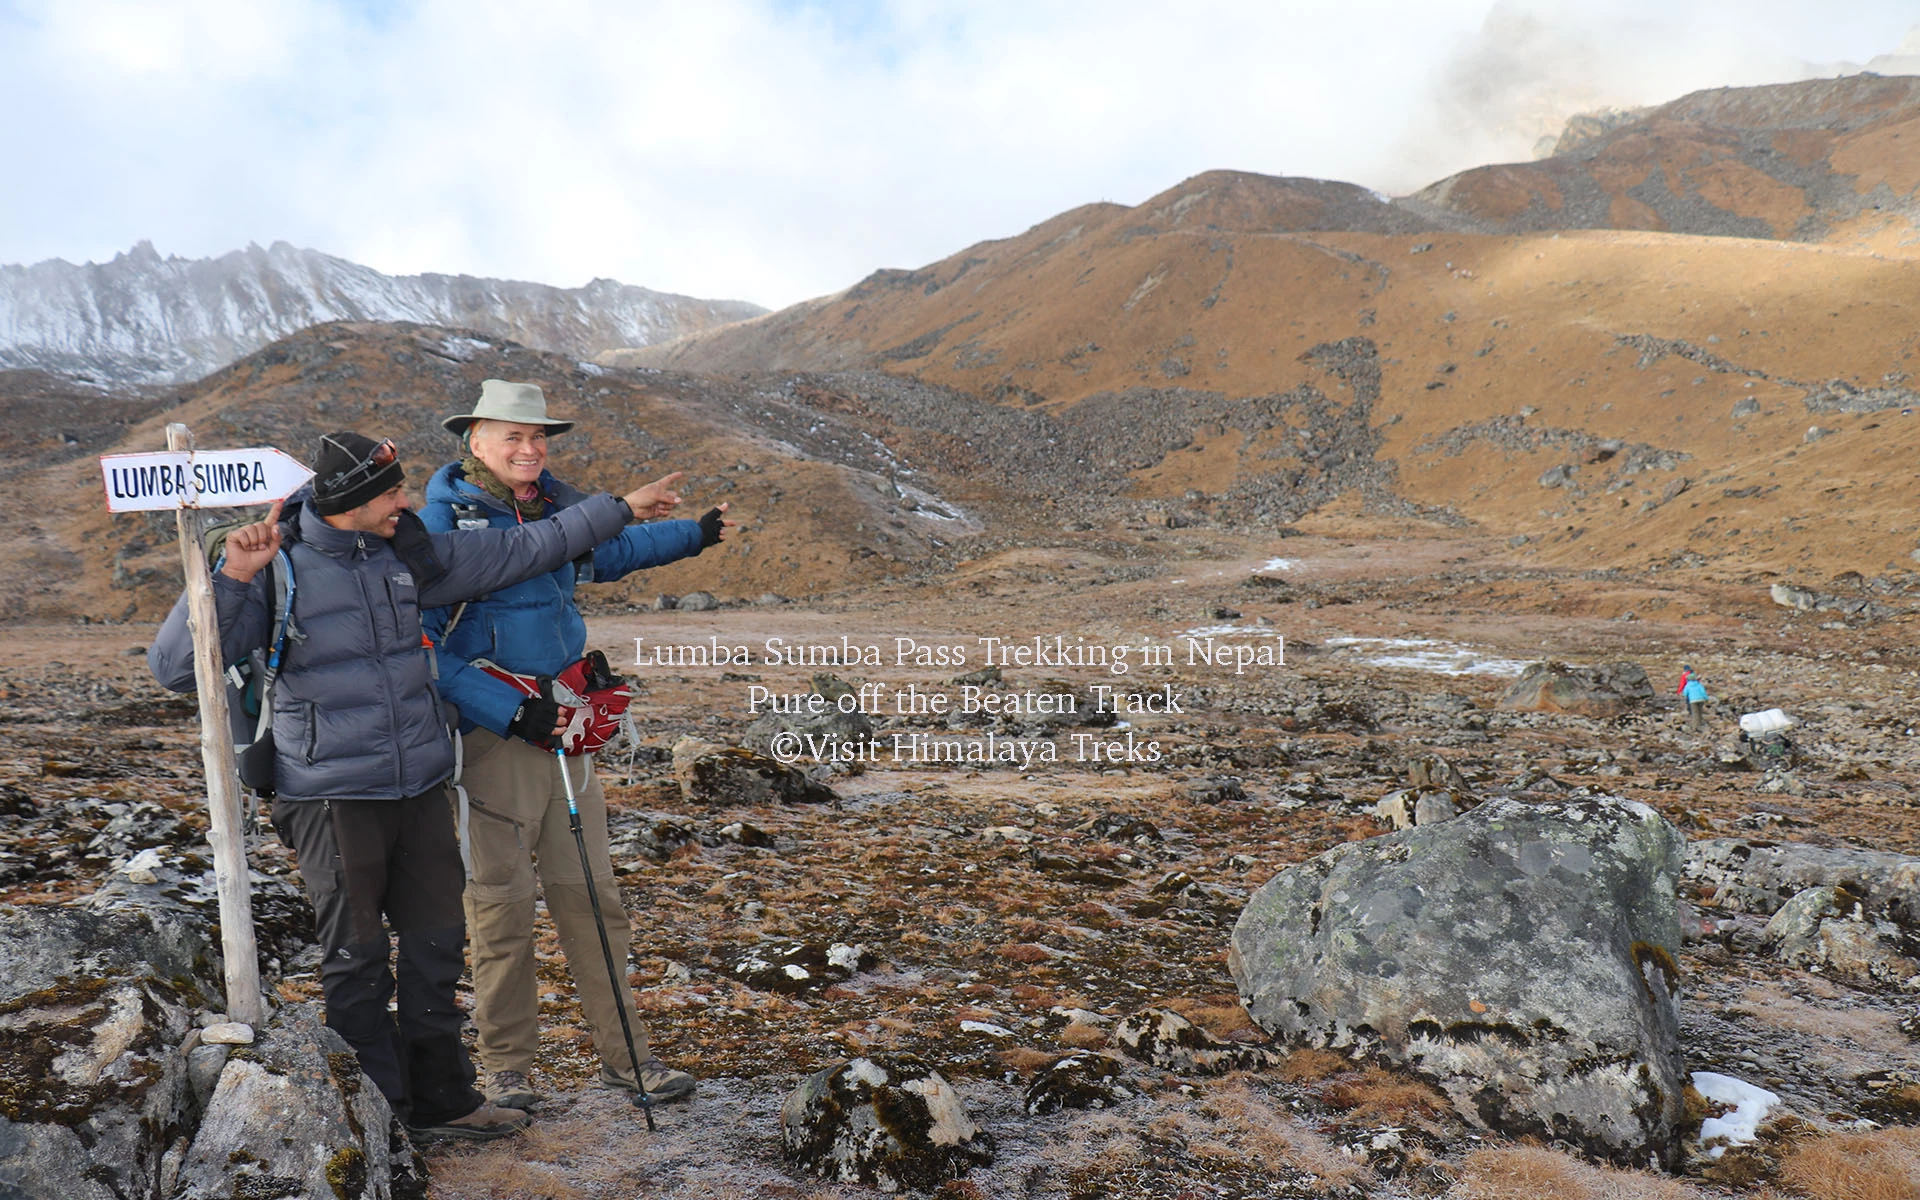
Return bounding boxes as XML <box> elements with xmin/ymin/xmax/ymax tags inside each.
<box><xmin>2</xmin><ymin>522</ymin><xmax>1916</xmax><ymax>1198</ymax></box>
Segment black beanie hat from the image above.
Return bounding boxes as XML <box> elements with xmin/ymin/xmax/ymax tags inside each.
<box><xmin>311</xmin><ymin>431</ymin><xmax>405</xmax><ymax>516</ymax></box>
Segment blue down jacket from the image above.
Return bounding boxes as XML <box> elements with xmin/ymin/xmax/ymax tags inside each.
<box><xmin>418</xmin><ymin>462</ymin><xmax>705</xmax><ymax>736</ymax></box>
<box><xmin>148</xmin><ymin>491</ymin><xmax>631</xmax><ymax>801</ymax></box>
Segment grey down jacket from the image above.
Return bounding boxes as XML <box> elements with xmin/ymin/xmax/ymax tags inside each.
<box><xmin>149</xmin><ymin>493</ymin><xmax>628</xmax><ymax>801</ymax></box>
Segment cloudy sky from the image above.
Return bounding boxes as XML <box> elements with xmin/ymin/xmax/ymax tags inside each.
<box><xmin>2</xmin><ymin>0</ymin><xmax>1914</xmax><ymax>309</ymax></box>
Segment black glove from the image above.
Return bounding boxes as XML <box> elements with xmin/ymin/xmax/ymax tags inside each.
<box><xmin>506</xmin><ymin>695</ymin><xmax>560</xmax><ymax>745</ymax></box>
<box><xmin>697</xmin><ymin>506</ymin><xmax>725</xmax><ymax>549</ymax></box>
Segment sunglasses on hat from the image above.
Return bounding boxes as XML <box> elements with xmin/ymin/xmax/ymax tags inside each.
<box><xmin>319</xmin><ymin>437</ymin><xmax>399</xmax><ymax>495</ymax></box>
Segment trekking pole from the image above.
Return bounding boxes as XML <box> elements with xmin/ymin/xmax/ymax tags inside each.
<box><xmin>557</xmin><ymin>746</ymin><xmax>656</xmax><ymax>1130</ymax></box>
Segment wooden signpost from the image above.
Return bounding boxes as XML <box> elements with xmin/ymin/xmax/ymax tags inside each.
<box><xmin>100</xmin><ymin>425</ymin><xmax>313</xmax><ymax>1026</ymax></box>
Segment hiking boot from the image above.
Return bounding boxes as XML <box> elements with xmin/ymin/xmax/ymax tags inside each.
<box><xmin>408</xmin><ymin>1100</ymin><xmax>532</xmax><ymax>1142</ymax></box>
<box><xmin>599</xmin><ymin>1058</ymin><xmax>697</xmax><ymax>1103</ymax></box>
<box><xmin>485</xmin><ymin>1069</ymin><xmax>540</xmax><ymax>1110</ymax></box>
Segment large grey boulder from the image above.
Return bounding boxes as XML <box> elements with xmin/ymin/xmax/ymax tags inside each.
<box><xmin>1761</xmin><ymin>886</ymin><xmax>1919</xmax><ymax>987</ymax></box>
<box><xmin>1499</xmin><ymin>661</ymin><xmax>1653</xmax><ymax>717</ymax></box>
<box><xmin>0</xmin><ymin>893</ymin><xmax>214</xmax><ymax>1200</ymax></box>
<box><xmin>672</xmin><ymin>736</ymin><xmax>837</xmax><ymax>806</ymax></box>
<box><xmin>0</xmin><ymin>896</ymin><xmax>212</xmax><ymax>1007</ymax></box>
<box><xmin>1229</xmin><ymin>795</ymin><xmax>1689</xmax><ymax>1168</ymax></box>
<box><xmin>0</xmin><ymin>977</ymin><xmax>195</xmax><ymax>1200</ymax></box>
<box><xmin>175</xmin><ymin>1003</ymin><xmax>421</xmax><ymax>1200</ymax></box>
<box><xmin>1686</xmin><ymin>838</ymin><xmax>1920</xmax><ymax>927</ymax></box>
<box><xmin>781</xmin><ymin>1054</ymin><xmax>993</xmax><ymax>1192</ymax></box>
<box><xmin>741</xmin><ymin>701</ymin><xmax>875</xmax><ymax>772</ymax></box>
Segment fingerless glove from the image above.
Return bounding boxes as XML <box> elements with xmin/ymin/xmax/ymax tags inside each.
<box><xmin>506</xmin><ymin>696</ymin><xmax>561</xmax><ymax>745</ymax></box>
<box><xmin>698</xmin><ymin>507</ymin><xmax>725</xmax><ymax>549</ymax></box>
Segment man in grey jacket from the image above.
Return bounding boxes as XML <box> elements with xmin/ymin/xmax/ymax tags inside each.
<box><xmin>149</xmin><ymin>431</ymin><xmax>677</xmax><ymax>1141</ymax></box>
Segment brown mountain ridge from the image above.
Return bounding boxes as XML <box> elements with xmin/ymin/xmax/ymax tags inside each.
<box><xmin>615</xmin><ymin>74</ymin><xmax>1920</xmax><ymax>582</ymax></box>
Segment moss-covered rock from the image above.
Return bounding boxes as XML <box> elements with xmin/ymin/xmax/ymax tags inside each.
<box><xmin>1230</xmin><ymin>794</ymin><xmax>1688</xmax><ymax>1168</ymax></box>
<box><xmin>0</xmin><ymin>909</ymin><xmax>198</xmax><ymax>1200</ymax></box>
<box><xmin>781</xmin><ymin>1054</ymin><xmax>994</xmax><ymax>1192</ymax></box>
<box><xmin>175</xmin><ymin>1004</ymin><xmax>401</xmax><ymax>1200</ymax></box>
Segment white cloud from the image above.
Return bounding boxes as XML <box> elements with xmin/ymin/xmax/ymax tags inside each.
<box><xmin>1</xmin><ymin>0</ymin><xmax>1915</xmax><ymax>309</ymax></box>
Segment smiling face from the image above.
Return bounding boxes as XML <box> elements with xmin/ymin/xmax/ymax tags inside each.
<box><xmin>469</xmin><ymin>419</ymin><xmax>551</xmax><ymax>491</ymax></box>
<box><xmin>325</xmin><ymin>483</ymin><xmax>410</xmax><ymax>538</ymax></box>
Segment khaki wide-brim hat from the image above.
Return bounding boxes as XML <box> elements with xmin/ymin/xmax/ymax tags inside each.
<box><xmin>441</xmin><ymin>379</ymin><xmax>575</xmax><ymax>436</ymax></box>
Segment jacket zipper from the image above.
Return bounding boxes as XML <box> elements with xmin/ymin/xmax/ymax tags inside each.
<box><xmin>354</xmin><ymin>535</ymin><xmax>406</xmax><ymax>798</ymax></box>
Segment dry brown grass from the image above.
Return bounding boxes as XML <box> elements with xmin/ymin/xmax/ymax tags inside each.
<box><xmin>992</xmin><ymin>1045</ymin><xmax>1059</xmax><ymax>1074</ymax></box>
<box><xmin>1320</xmin><ymin>1066</ymin><xmax>1451</xmax><ymax>1126</ymax></box>
<box><xmin>1161</xmin><ymin>995</ymin><xmax>1260</xmax><ymax>1038</ymax></box>
<box><xmin>1056</xmin><ymin>1021</ymin><xmax>1108</xmax><ymax>1049</ymax></box>
<box><xmin>1196</xmin><ymin>1079</ymin><xmax>1374</xmax><ymax>1193</ymax></box>
<box><xmin>426</xmin><ymin>1151</ymin><xmax>589</xmax><ymax>1200</ymax></box>
<box><xmin>1445</xmin><ymin>1145</ymin><xmax>1714</xmax><ymax>1199</ymax></box>
<box><xmin>1777</xmin><ymin>1127</ymin><xmax>1920</xmax><ymax>1200</ymax></box>
<box><xmin>1278</xmin><ymin>1047</ymin><xmax>1354</xmax><ymax>1084</ymax></box>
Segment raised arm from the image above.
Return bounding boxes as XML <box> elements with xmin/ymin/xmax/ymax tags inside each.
<box><xmin>593</xmin><ymin>502</ymin><xmax>737</xmax><ymax>582</ymax></box>
<box><xmin>419</xmin><ymin>492</ymin><xmax>631</xmax><ymax>607</ymax></box>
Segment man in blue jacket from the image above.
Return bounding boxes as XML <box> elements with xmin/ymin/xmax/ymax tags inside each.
<box><xmin>150</xmin><ymin>431</ymin><xmax>673</xmax><ymax>1141</ymax></box>
<box><xmin>420</xmin><ymin>380</ymin><xmax>732</xmax><ymax>1111</ymax></box>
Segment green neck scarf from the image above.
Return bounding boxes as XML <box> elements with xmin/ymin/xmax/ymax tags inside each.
<box><xmin>462</xmin><ymin>456</ymin><xmax>547</xmax><ymax>520</ymax></box>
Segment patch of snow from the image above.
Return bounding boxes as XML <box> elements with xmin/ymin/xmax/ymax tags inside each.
<box><xmin>1693</xmin><ymin>1071</ymin><xmax>1779</xmax><ymax>1157</ymax></box>
<box><xmin>123</xmin><ymin>847</ymin><xmax>164</xmax><ymax>873</ymax></box>
<box><xmin>1254</xmin><ymin>558</ymin><xmax>1295</xmax><ymax>572</ymax></box>
<box><xmin>1181</xmin><ymin>624</ymin><xmax>1284</xmax><ymax>640</ymax></box>
<box><xmin>433</xmin><ymin>335</ymin><xmax>492</xmax><ymax>361</ymax></box>
<box><xmin>0</xmin><ymin>242</ymin><xmax>765</xmax><ymax>385</ymax></box>
<box><xmin>900</xmin><ymin>485</ymin><xmax>965</xmax><ymax>523</ymax></box>
<box><xmin>1323</xmin><ymin>636</ymin><xmax>1530</xmax><ymax>677</ymax></box>
<box><xmin>122</xmin><ymin>847</ymin><xmax>164</xmax><ymax>883</ymax></box>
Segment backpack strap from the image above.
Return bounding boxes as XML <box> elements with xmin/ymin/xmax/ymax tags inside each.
<box><xmin>249</xmin><ymin>549</ymin><xmax>297</xmax><ymax>744</ymax></box>
<box><xmin>436</xmin><ymin>500</ymin><xmax>505</xmax><ymax>639</ymax></box>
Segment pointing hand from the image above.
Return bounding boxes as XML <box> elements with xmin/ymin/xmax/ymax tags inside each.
<box><xmin>622</xmin><ymin>472</ymin><xmax>685</xmax><ymax>520</ymax></box>
<box><xmin>220</xmin><ymin>499</ymin><xmax>284</xmax><ymax>583</ymax></box>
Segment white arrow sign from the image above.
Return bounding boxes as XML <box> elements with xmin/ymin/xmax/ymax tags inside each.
<box><xmin>101</xmin><ymin>447</ymin><xmax>313</xmax><ymax>512</ymax></box>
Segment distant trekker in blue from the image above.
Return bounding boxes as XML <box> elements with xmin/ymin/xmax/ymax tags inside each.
<box><xmin>1677</xmin><ymin>665</ymin><xmax>1709</xmax><ymax>730</ymax></box>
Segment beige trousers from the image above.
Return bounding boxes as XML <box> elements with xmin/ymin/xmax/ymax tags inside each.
<box><xmin>461</xmin><ymin>729</ymin><xmax>649</xmax><ymax>1077</ymax></box>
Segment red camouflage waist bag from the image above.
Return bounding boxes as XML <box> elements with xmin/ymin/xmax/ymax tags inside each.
<box><xmin>475</xmin><ymin>649</ymin><xmax>633</xmax><ymax>756</ymax></box>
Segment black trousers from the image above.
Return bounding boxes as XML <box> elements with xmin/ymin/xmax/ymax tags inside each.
<box><xmin>272</xmin><ymin>788</ymin><xmax>482</xmax><ymax>1126</ymax></box>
